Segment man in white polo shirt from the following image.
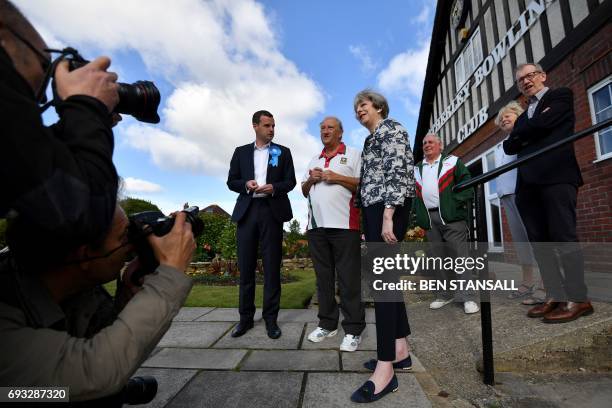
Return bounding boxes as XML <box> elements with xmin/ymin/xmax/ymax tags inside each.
<box><xmin>302</xmin><ymin>116</ymin><xmax>365</xmax><ymax>352</ymax></box>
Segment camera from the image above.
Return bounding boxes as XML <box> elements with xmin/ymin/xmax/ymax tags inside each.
<box><xmin>121</xmin><ymin>376</ymin><xmax>158</xmax><ymax>405</ymax></box>
<box><xmin>127</xmin><ymin>206</ymin><xmax>204</xmax><ymax>284</ymax></box>
<box><xmin>54</xmin><ymin>47</ymin><xmax>161</xmax><ymax>124</ymax></box>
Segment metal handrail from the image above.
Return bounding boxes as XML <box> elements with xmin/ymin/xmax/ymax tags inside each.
<box><xmin>448</xmin><ymin>116</ymin><xmax>612</xmax><ymax>385</ymax></box>
<box><xmin>454</xmin><ymin>117</ymin><xmax>612</xmax><ymax>192</ymax></box>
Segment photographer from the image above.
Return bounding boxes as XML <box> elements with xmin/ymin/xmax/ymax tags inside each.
<box><xmin>0</xmin><ymin>205</ymin><xmax>195</xmax><ymax>403</ymax></box>
<box><xmin>0</xmin><ymin>0</ymin><xmax>119</xmax><ymax>242</ymax></box>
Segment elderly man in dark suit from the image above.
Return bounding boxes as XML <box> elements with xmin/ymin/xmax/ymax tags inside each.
<box><xmin>227</xmin><ymin>110</ymin><xmax>296</xmax><ymax>338</ymax></box>
<box><xmin>504</xmin><ymin>63</ymin><xmax>593</xmax><ymax>323</ymax></box>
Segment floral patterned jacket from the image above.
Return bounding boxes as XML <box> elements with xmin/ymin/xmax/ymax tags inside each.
<box><xmin>357</xmin><ymin>118</ymin><xmax>415</xmax><ymax>208</ymax></box>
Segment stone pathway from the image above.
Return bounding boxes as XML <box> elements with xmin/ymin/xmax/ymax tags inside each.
<box><xmin>134</xmin><ymin>307</ymin><xmax>434</xmax><ymax>408</ymax></box>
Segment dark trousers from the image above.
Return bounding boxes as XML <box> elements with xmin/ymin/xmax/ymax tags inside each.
<box><xmin>516</xmin><ymin>183</ymin><xmax>587</xmax><ymax>302</ymax></box>
<box><xmin>236</xmin><ymin>199</ymin><xmax>282</xmax><ymax>323</ymax></box>
<box><xmin>425</xmin><ymin>211</ymin><xmax>475</xmax><ymax>302</ymax></box>
<box><xmin>307</xmin><ymin>228</ymin><xmax>365</xmax><ymax>335</ymax></box>
<box><xmin>363</xmin><ymin>199</ymin><xmax>412</xmax><ymax>361</ymax></box>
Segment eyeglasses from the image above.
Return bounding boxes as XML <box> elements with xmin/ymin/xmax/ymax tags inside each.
<box><xmin>516</xmin><ymin>71</ymin><xmax>542</xmax><ymax>84</ymax></box>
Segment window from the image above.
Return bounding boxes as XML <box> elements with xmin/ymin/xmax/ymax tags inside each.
<box><xmin>454</xmin><ymin>27</ymin><xmax>483</xmax><ymax>91</ymax></box>
<box><xmin>466</xmin><ymin>147</ymin><xmax>504</xmax><ymax>251</ymax></box>
<box><xmin>588</xmin><ymin>76</ymin><xmax>612</xmax><ymax>161</ymax></box>
<box><xmin>484</xmin><ymin>150</ymin><xmax>503</xmax><ymax>250</ymax></box>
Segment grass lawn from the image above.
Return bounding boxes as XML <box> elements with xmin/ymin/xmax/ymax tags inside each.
<box><xmin>104</xmin><ymin>268</ymin><xmax>316</xmax><ymax>309</ymax></box>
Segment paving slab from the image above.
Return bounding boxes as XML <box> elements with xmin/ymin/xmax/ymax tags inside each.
<box><xmin>495</xmin><ymin>372</ymin><xmax>612</xmax><ymax>408</ymax></box>
<box><xmin>195</xmin><ymin>307</ymin><xmax>262</xmax><ymax>322</ymax></box>
<box><xmin>341</xmin><ymin>351</ymin><xmax>426</xmax><ymax>373</ymax></box>
<box><xmin>301</xmin><ymin>322</ymin><xmax>377</xmax><ymax>351</ymax></box>
<box><xmin>302</xmin><ymin>372</ymin><xmax>431</xmax><ymax>408</ymax></box>
<box><xmin>214</xmin><ymin>322</ymin><xmax>304</xmax><ymax>349</ymax></box>
<box><xmin>172</xmin><ymin>307</ymin><xmax>214</xmax><ymax>322</ymax></box>
<box><xmin>365</xmin><ymin>307</ymin><xmax>376</xmax><ymax>323</ymax></box>
<box><xmin>142</xmin><ymin>348</ymin><xmax>247</xmax><ymax>370</ymax></box>
<box><xmin>277</xmin><ymin>308</ymin><xmax>318</xmax><ymax>322</ymax></box>
<box><xmin>157</xmin><ymin>322</ymin><xmax>233</xmax><ymax>348</ymax></box>
<box><xmin>241</xmin><ymin>350</ymin><xmax>339</xmax><ymax>371</ymax></box>
<box><xmin>166</xmin><ymin>371</ymin><xmax>303</xmax><ymax>408</ymax></box>
<box><xmin>131</xmin><ymin>367</ymin><xmax>197</xmax><ymax>408</ymax></box>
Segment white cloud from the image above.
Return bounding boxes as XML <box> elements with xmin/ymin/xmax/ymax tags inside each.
<box><xmin>346</xmin><ymin>127</ymin><xmax>369</xmax><ymax>150</ymax></box>
<box><xmin>348</xmin><ymin>45</ymin><xmax>378</xmax><ymax>74</ymax></box>
<box><xmin>17</xmin><ymin>0</ymin><xmax>323</xmax><ymax>179</ymax></box>
<box><xmin>377</xmin><ymin>41</ymin><xmax>429</xmax><ymax>99</ymax></box>
<box><xmin>123</xmin><ymin>177</ymin><xmax>163</xmax><ymax>193</ymax></box>
<box><xmin>411</xmin><ymin>6</ymin><xmax>431</xmax><ymax>25</ymax></box>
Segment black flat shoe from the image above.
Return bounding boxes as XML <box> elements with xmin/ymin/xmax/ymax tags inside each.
<box><xmin>363</xmin><ymin>355</ymin><xmax>412</xmax><ymax>371</ymax></box>
<box><xmin>231</xmin><ymin>321</ymin><xmax>254</xmax><ymax>338</ymax></box>
<box><xmin>266</xmin><ymin>321</ymin><xmax>282</xmax><ymax>339</ymax></box>
<box><xmin>350</xmin><ymin>375</ymin><xmax>398</xmax><ymax>403</ymax></box>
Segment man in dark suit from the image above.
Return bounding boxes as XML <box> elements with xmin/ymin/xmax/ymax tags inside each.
<box><xmin>504</xmin><ymin>63</ymin><xmax>593</xmax><ymax>323</ymax></box>
<box><xmin>227</xmin><ymin>110</ymin><xmax>296</xmax><ymax>338</ymax></box>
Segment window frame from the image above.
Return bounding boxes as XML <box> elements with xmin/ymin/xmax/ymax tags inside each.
<box><xmin>454</xmin><ymin>27</ymin><xmax>483</xmax><ymax>92</ymax></box>
<box><xmin>466</xmin><ymin>144</ymin><xmax>504</xmax><ymax>252</ymax></box>
<box><xmin>588</xmin><ymin>75</ymin><xmax>612</xmax><ymax>163</ymax></box>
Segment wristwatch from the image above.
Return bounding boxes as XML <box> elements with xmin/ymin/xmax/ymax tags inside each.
<box><xmin>384</xmin><ymin>204</ymin><xmax>395</xmax><ymax>209</ymax></box>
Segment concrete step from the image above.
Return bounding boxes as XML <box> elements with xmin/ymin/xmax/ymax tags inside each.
<box><xmin>491</xmin><ymin>302</ymin><xmax>612</xmax><ymax>372</ymax></box>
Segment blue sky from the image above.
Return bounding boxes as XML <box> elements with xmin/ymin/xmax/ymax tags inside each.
<box><xmin>18</xmin><ymin>0</ymin><xmax>434</xmax><ymax>230</ymax></box>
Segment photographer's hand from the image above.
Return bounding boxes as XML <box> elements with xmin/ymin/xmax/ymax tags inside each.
<box><xmin>55</xmin><ymin>56</ymin><xmax>120</xmax><ymax>112</ymax></box>
<box><xmin>114</xmin><ymin>258</ymin><xmax>144</xmax><ymax>310</ymax></box>
<box><xmin>146</xmin><ymin>212</ymin><xmax>196</xmax><ymax>272</ymax></box>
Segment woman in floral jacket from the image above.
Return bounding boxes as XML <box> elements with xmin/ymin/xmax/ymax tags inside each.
<box><xmin>350</xmin><ymin>89</ymin><xmax>415</xmax><ymax>403</ymax></box>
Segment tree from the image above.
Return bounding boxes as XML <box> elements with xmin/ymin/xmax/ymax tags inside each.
<box><xmin>219</xmin><ymin>220</ymin><xmax>238</xmax><ymax>260</ymax></box>
<box><xmin>195</xmin><ymin>212</ymin><xmax>228</xmax><ymax>261</ymax></box>
<box><xmin>284</xmin><ymin>219</ymin><xmax>304</xmax><ymax>258</ymax></box>
<box><xmin>119</xmin><ymin>197</ymin><xmax>161</xmax><ymax>216</ymax></box>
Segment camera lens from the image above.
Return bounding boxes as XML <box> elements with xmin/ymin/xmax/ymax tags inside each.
<box><xmin>115</xmin><ymin>80</ymin><xmax>161</xmax><ymax>124</ymax></box>
<box><xmin>123</xmin><ymin>376</ymin><xmax>158</xmax><ymax>404</ymax></box>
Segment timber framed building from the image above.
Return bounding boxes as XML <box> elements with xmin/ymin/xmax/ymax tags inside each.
<box><xmin>415</xmin><ymin>0</ymin><xmax>611</xmax><ymax>251</ymax></box>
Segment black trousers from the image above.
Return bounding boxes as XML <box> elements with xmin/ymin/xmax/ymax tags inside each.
<box><xmin>362</xmin><ymin>199</ymin><xmax>412</xmax><ymax>361</ymax></box>
<box><xmin>516</xmin><ymin>183</ymin><xmax>587</xmax><ymax>302</ymax></box>
<box><xmin>236</xmin><ymin>199</ymin><xmax>283</xmax><ymax>323</ymax></box>
<box><xmin>307</xmin><ymin>228</ymin><xmax>365</xmax><ymax>335</ymax></box>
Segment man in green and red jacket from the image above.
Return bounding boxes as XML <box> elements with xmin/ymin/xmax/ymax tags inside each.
<box><xmin>413</xmin><ymin>133</ymin><xmax>478</xmax><ymax>314</ymax></box>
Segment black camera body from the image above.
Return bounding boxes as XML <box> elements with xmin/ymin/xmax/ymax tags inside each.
<box><xmin>127</xmin><ymin>206</ymin><xmax>204</xmax><ymax>284</ymax></box>
<box><xmin>59</xmin><ymin>47</ymin><xmax>161</xmax><ymax>124</ymax></box>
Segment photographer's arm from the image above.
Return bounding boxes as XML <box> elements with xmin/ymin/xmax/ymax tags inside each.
<box><xmin>0</xmin><ymin>214</ymin><xmax>196</xmax><ymax>401</ymax></box>
<box><xmin>0</xmin><ymin>265</ymin><xmax>192</xmax><ymax>401</ymax></box>
<box><xmin>1</xmin><ymin>56</ymin><xmax>119</xmax><ymax>241</ymax></box>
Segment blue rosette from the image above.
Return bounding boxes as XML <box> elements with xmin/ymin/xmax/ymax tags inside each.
<box><xmin>269</xmin><ymin>145</ymin><xmax>281</xmax><ymax>167</ymax></box>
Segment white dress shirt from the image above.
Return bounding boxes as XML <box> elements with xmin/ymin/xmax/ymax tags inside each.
<box><xmin>422</xmin><ymin>154</ymin><xmax>441</xmax><ymax>209</ymax></box>
<box><xmin>253</xmin><ymin>142</ymin><xmax>270</xmax><ymax>197</ymax></box>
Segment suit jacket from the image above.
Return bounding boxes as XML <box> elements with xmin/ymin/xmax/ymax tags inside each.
<box><xmin>227</xmin><ymin>142</ymin><xmax>296</xmax><ymax>223</ymax></box>
<box><xmin>503</xmin><ymin>87</ymin><xmax>582</xmax><ymax>186</ymax></box>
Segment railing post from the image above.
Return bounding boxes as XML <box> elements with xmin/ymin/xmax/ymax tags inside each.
<box><xmin>451</xmin><ymin>117</ymin><xmax>612</xmax><ymax>387</ymax></box>
<box><xmin>474</xmin><ymin>183</ymin><xmax>494</xmax><ymax>385</ymax></box>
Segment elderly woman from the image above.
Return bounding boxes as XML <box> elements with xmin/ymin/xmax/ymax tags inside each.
<box><xmin>495</xmin><ymin>101</ymin><xmax>543</xmax><ymax>304</ymax></box>
<box><xmin>350</xmin><ymin>90</ymin><xmax>415</xmax><ymax>403</ymax></box>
